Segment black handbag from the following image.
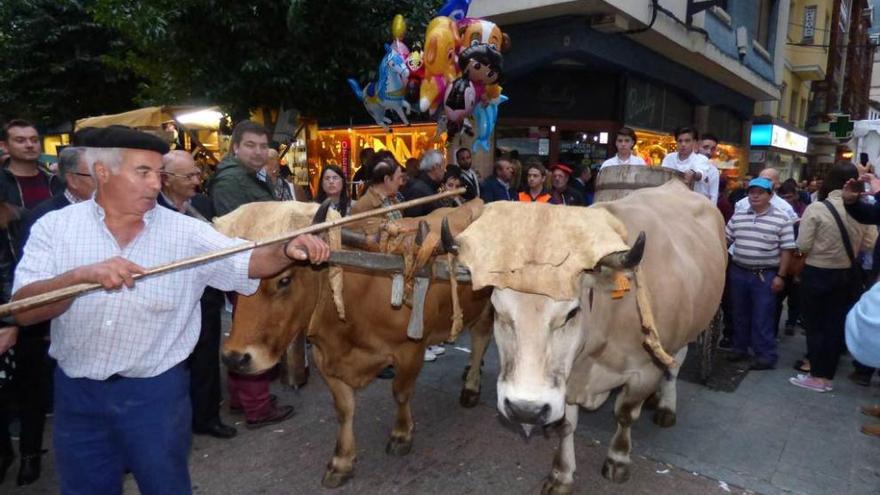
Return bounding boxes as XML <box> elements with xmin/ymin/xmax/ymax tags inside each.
<box><xmin>823</xmin><ymin>201</ymin><xmax>868</xmax><ymax>302</ymax></box>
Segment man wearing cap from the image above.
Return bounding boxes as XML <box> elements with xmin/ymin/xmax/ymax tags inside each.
<box><xmin>11</xmin><ymin>125</ymin><xmax>330</xmax><ymax>494</ymax></box>
<box><xmin>548</xmin><ymin>164</ymin><xmax>584</xmax><ymax>206</ymax></box>
<box><xmin>725</xmin><ymin>177</ymin><xmax>796</xmax><ymax>370</ymax></box>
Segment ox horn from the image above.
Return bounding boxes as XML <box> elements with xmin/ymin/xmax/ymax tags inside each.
<box><xmin>312</xmin><ymin>199</ymin><xmax>333</xmax><ymax>225</ymax></box>
<box><xmin>341</xmin><ymin>228</ymin><xmax>380</xmax><ymax>250</ymax></box>
<box><xmin>441</xmin><ymin>216</ymin><xmax>459</xmax><ymax>255</ymax></box>
<box><xmin>597</xmin><ymin>231</ymin><xmax>646</xmax><ymax>270</ymax></box>
<box><xmin>415</xmin><ymin>220</ymin><xmax>430</xmax><ymax>247</ymax></box>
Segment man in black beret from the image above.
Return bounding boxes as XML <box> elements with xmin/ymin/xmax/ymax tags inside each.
<box><xmin>10</xmin><ymin>125</ymin><xmax>330</xmax><ymax>495</ymax></box>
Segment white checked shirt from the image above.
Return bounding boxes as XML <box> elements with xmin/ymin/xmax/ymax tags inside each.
<box><xmin>13</xmin><ymin>199</ymin><xmax>259</xmax><ymax>380</ymax></box>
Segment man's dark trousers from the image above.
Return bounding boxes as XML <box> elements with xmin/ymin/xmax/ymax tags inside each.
<box><xmin>53</xmin><ymin>363</ymin><xmax>191</xmax><ymax>495</ymax></box>
<box><xmin>189</xmin><ymin>287</ymin><xmax>224</xmax><ymax>430</ymax></box>
<box><xmin>729</xmin><ymin>264</ymin><xmax>779</xmax><ymax>366</ymax></box>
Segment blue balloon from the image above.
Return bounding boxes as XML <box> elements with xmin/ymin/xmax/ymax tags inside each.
<box><xmin>438</xmin><ymin>0</ymin><xmax>471</xmax><ymax>21</ymax></box>
<box><xmin>472</xmin><ymin>95</ymin><xmax>508</xmax><ymax>153</ymax></box>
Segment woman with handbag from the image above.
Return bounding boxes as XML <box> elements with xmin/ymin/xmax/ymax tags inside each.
<box><xmin>790</xmin><ymin>162</ymin><xmax>877</xmax><ymax>392</ymax></box>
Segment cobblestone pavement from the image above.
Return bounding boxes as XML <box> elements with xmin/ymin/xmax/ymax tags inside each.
<box><xmin>11</xmin><ymin>316</ymin><xmax>880</xmax><ymax>494</ymax></box>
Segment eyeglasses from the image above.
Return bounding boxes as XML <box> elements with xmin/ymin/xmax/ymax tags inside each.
<box><xmin>161</xmin><ymin>171</ymin><xmax>202</xmax><ymax>180</ymax></box>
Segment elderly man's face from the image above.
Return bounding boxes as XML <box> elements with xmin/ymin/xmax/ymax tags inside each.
<box><xmin>429</xmin><ymin>162</ymin><xmax>447</xmax><ymax>182</ymax></box>
<box><xmin>2</xmin><ymin>126</ymin><xmax>41</xmax><ymax>162</ymax></box>
<box><xmin>758</xmin><ymin>168</ymin><xmax>781</xmax><ymax>190</ymax></box>
<box><xmin>98</xmin><ymin>149</ymin><xmax>163</xmax><ymax>215</ymax></box>
<box><xmin>264</xmin><ymin>151</ymin><xmax>281</xmax><ymax>181</ymax></box>
<box><xmin>67</xmin><ymin>156</ymin><xmax>96</xmax><ymax>201</ymax></box>
<box><xmin>551</xmin><ymin>169</ymin><xmax>569</xmax><ymax>191</ymax></box>
<box><xmin>496</xmin><ymin>161</ymin><xmax>514</xmax><ymax>182</ymax></box>
<box><xmin>163</xmin><ymin>154</ymin><xmax>201</xmax><ymax>201</ymax></box>
<box><xmin>233</xmin><ymin>131</ymin><xmax>270</xmax><ymax>171</ymax></box>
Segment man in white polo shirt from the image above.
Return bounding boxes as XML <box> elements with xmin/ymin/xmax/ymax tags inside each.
<box><xmin>695</xmin><ymin>132</ymin><xmax>722</xmax><ymax>204</ymax></box>
<box><xmin>660</xmin><ymin>126</ymin><xmax>714</xmax><ymax>199</ymax></box>
<box><xmin>734</xmin><ymin>167</ymin><xmax>798</xmax><ymax>222</ymax></box>
<box><xmin>600</xmin><ymin>127</ymin><xmax>646</xmax><ymax>170</ymax></box>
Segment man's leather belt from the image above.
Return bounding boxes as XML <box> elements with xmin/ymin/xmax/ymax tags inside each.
<box><xmin>732</xmin><ymin>262</ymin><xmax>778</xmax><ymax>273</ymax></box>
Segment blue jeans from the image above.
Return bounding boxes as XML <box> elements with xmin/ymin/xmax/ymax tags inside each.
<box><xmin>729</xmin><ymin>264</ymin><xmax>779</xmax><ymax>365</ymax></box>
<box><xmin>54</xmin><ymin>363</ymin><xmax>192</xmax><ymax>495</ymax></box>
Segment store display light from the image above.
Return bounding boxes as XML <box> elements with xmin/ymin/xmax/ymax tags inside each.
<box><xmin>175</xmin><ymin>109</ymin><xmax>223</xmax><ymax>128</ymax></box>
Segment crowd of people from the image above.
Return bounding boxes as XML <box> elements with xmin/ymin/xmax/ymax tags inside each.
<box><xmin>0</xmin><ymin>116</ymin><xmax>879</xmax><ymax>493</ymax></box>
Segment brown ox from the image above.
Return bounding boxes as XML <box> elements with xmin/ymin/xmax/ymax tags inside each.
<box><xmin>215</xmin><ymin>201</ymin><xmax>492</xmax><ymax>489</ymax></box>
<box><xmin>449</xmin><ymin>181</ymin><xmax>726</xmax><ymax>494</ymax></box>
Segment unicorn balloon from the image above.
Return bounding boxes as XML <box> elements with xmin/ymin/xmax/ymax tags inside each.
<box><xmin>348</xmin><ymin>45</ymin><xmax>411</xmax><ymax>132</ymax></box>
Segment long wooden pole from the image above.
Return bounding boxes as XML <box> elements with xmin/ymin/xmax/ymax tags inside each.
<box><xmin>0</xmin><ymin>187</ymin><xmax>466</xmax><ymax>318</ymax></box>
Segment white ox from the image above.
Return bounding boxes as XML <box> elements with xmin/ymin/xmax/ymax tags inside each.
<box><xmin>447</xmin><ymin>181</ymin><xmax>726</xmax><ymax>493</ymax></box>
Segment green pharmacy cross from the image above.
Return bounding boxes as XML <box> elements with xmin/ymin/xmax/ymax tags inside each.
<box><xmin>830</xmin><ymin>115</ymin><xmax>854</xmax><ymax>139</ymax></box>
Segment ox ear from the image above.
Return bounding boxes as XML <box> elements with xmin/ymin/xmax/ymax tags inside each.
<box><xmin>596</xmin><ymin>231</ymin><xmax>646</xmax><ymax>270</ymax></box>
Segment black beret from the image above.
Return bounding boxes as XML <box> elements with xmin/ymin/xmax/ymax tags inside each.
<box><xmin>73</xmin><ymin>125</ymin><xmax>170</xmax><ymax>155</ymax></box>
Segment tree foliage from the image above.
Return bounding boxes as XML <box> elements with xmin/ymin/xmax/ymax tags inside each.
<box><xmin>0</xmin><ymin>0</ymin><xmax>142</xmax><ymax>127</ymax></box>
<box><xmin>91</xmin><ymin>0</ymin><xmax>443</xmax><ymax>122</ymax></box>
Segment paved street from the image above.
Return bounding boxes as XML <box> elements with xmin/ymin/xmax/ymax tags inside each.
<box><xmin>11</xmin><ymin>313</ymin><xmax>880</xmax><ymax>494</ymax></box>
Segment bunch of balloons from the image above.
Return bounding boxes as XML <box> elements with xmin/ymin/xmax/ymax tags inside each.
<box><xmin>347</xmin><ymin>0</ymin><xmax>510</xmax><ymax>152</ymax></box>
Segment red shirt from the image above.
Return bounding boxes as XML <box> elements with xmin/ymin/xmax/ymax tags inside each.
<box><xmin>15</xmin><ymin>173</ymin><xmax>51</xmax><ymax>209</ymax></box>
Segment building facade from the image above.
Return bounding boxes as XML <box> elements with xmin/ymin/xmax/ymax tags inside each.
<box><xmin>469</xmin><ymin>0</ymin><xmax>786</xmax><ymax>177</ymax></box>
<box><xmin>751</xmin><ymin>0</ymin><xmax>833</xmax><ymax>179</ymax></box>
<box><xmin>807</xmin><ymin>0</ymin><xmax>876</xmax><ymax>174</ymax></box>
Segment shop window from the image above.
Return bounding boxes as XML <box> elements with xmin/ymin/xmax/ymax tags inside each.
<box><xmin>495</xmin><ymin>127</ymin><xmax>548</xmax><ymax>166</ymax></box>
<box><xmin>558</xmin><ymin>130</ymin><xmax>611</xmax><ymax>169</ymax></box>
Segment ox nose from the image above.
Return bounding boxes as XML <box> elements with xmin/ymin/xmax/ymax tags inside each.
<box><xmin>222</xmin><ymin>351</ymin><xmax>252</xmax><ymax>373</ymax></box>
<box><xmin>504</xmin><ymin>398</ymin><xmax>551</xmax><ymax>425</ymax></box>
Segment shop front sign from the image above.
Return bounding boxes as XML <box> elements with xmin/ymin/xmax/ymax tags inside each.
<box><xmin>750</xmin><ymin>124</ymin><xmax>808</xmax><ymax>153</ymax></box>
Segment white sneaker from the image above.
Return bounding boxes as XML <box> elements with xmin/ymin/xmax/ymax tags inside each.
<box><xmin>427</xmin><ymin>345</ymin><xmax>445</xmax><ymax>356</ymax></box>
<box><xmin>424</xmin><ymin>349</ymin><xmax>437</xmax><ymax>362</ymax></box>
